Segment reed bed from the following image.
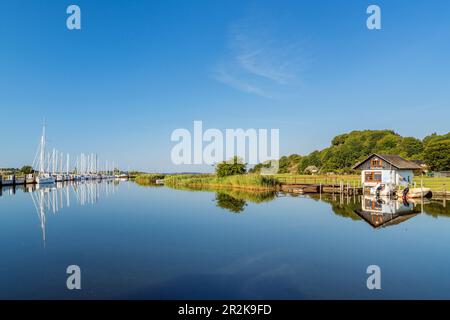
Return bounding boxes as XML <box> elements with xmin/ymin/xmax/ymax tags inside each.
<box><xmin>164</xmin><ymin>174</ymin><xmax>279</xmax><ymax>190</ymax></box>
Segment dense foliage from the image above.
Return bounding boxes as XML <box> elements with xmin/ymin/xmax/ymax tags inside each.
<box><xmin>216</xmin><ymin>156</ymin><xmax>247</xmax><ymax>177</ymax></box>
<box><xmin>252</xmin><ymin>130</ymin><xmax>450</xmax><ymax>174</ymax></box>
<box><xmin>20</xmin><ymin>166</ymin><xmax>34</xmax><ymax>174</ymax></box>
<box><xmin>423</xmin><ymin>134</ymin><xmax>450</xmax><ymax>171</ymax></box>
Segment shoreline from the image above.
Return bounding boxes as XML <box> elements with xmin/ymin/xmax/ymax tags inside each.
<box><xmin>133</xmin><ymin>173</ymin><xmax>449</xmax><ymax>200</ymax></box>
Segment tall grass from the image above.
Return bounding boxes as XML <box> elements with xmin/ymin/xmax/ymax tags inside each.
<box><xmin>164</xmin><ymin>174</ymin><xmax>279</xmax><ymax>190</ymax></box>
<box><xmin>134</xmin><ymin>174</ymin><xmax>166</xmax><ymax>186</ymax></box>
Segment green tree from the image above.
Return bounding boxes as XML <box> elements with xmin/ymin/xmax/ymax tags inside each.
<box><xmin>400</xmin><ymin>137</ymin><xmax>423</xmax><ymax>158</ymax></box>
<box><xmin>216</xmin><ymin>156</ymin><xmax>246</xmax><ymax>177</ymax></box>
<box><xmin>20</xmin><ymin>166</ymin><xmax>34</xmax><ymax>174</ymax></box>
<box><xmin>251</xmin><ymin>130</ymin><xmax>449</xmax><ymax>173</ymax></box>
<box><xmin>423</xmin><ymin>140</ymin><xmax>450</xmax><ymax>171</ymax></box>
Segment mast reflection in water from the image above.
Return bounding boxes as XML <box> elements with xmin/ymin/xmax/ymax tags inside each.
<box><xmin>21</xmin><ymin>180</ymin><xmax>121</xmax><ymax>245</ymax></box>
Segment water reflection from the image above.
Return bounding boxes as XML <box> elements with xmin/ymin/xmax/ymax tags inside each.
<box><xmin>170</xmin><ymin>186</ymin><xmax>449</xmax><ymax>225</ymax></box>
<box><xmin>215</xmin><ymin>193</ymin><xmax>247</xmax><ymax>213</ymax></box>
<box><xmin>1</xmin><ymin>180</ymin><xmax>121</xmax><ymax>245</ymax></box>
<box><xmin>355</xmin><ymin>196</ymin><xmax>421</xmax><ymax>228</ymax></box>
<box><xmin>2</xmin><ymin>182</ymin><xmax>449</xmax><ymax>238</ymax></box>
<box><xmin>214</xmin><ymin>189</ymin><xmax>276</xmax><ymax>213</ymax></box>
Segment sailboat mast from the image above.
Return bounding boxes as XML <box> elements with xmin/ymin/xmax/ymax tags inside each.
<box><xmin>39</xmin><ymin>124</ymin><xmax>46</xmax><ymax>174</ymax></box>
<box><xmin>66</xmin><ymin>153</ymin><xmax>70</xmax><ymax>175</ymax></box>
<box><xmin>60</xmin><ymin>152</ymin><xmax>63</xmax><ymax>175</ymax></box>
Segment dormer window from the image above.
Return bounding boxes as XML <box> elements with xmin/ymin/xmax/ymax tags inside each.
<box><xmin>370</xmin><ymin>158</ymin><xmax>383</xmax><ymax>168</ymax></box>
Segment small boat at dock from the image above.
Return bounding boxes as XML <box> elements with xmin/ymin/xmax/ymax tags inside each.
<box><xmin>26</xmin><ymin>174</ymin><xmax>35</xmax><ymax>184</ymax></box>
<box><xmin>403</xmin><ymin>187</ymin><xmax>433</xmax><ymax>199</ymax></box>
<box><xmin>36</xmin><ymin>174</ymin><xmax>55</xmax><ymax>185</ymax></box>
<box><xmin>34</xmin><ymin>124</ymin><xmax>56</xmax><ymax>185</ymax></box>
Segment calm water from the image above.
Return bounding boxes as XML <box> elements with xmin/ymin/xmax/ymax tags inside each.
<box><xmin>0</xmin><ymin>180</ymin><xmax>449</xmax><ymax>299</ymax></box>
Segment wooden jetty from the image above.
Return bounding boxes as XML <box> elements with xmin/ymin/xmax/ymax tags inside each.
<box><xmin>0</xmin><ymin>174</ymin><xmax>35</xmax><ymax>187</ymax></box>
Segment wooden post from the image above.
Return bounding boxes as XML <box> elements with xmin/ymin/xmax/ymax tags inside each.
<box><xmin>319</xmin><ymin>182</ymin><xmax>322</xmax><ymax>200</ymax></box>
<box><xmin>421</xmin><ymin>174</ymin><xmax>424</xmax><ymax>213</ymax></box>
<box><xmin>444</xmin><ymin>184</ymin><xmax>446</xmax><ymax>208</ymax></box>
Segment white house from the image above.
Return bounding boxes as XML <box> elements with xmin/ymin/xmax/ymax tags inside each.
<box><xmin>353</xmin><ymin>154</ymin><xmax>422</xmax><ymax>195</ymax></box>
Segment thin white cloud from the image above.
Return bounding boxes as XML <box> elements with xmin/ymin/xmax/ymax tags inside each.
<box><xmin>214</xmin><ymin>65</ymin><xmax>272</xmax><ymax>98</ymax></box>
<box><xmin>213</xmin><ymin>16</ymin><xmax>308</xmax><ymax>98</ymax></box>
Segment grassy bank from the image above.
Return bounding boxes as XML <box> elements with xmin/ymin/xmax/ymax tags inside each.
<box><xmin>164</xmin><ymin>174</ymin><xmax>279</xmax><ymax>190</ymax></box>
<box><xmin>134</xmin><ymin>173</ymin><xmax>449</xmax><ymax>192</ymax></box>
<box><xmin>275</xmin><ymin>174</ymin><xmax>449</xmax><ymax>191</ymax></box>
<box><xmin>414</xmin><ymin>177</ymin><xmax>450</xmax><ymax>191</ymax></box>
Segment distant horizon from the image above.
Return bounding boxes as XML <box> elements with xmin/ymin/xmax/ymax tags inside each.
<box><xmin>0</xmin><ymin>126</ymin><xmax>447</xmax><ymax>173</ymax></box>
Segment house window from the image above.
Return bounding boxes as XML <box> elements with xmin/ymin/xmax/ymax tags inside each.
<box><xmin>374</xmin><ymin>172</ymin><xmax>382</xmax><ymax>182</ymax></box>
<box><xmin>370</xmin><ymin>159</ymin><xmax>383</xmax><ymax>168</ymax></box>
<box><xmin>365</xmin><ymin>171</ymin><xmax>382</xmax><ymax>183</ymax></box>
<box><xmin>365</xmin><ymin>198</ymin><xmax>382</xmax><ymax>211</ymax></box>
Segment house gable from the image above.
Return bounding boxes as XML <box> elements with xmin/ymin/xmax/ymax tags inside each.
<box><xmin>353</xmin><ymin>154</ymin><xmax>422</xmax><ymax>171</ymax></box>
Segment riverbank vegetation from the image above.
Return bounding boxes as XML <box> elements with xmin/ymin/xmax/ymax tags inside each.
<box><xmin>0</xmin><ymin>166</ymin><xmax>34</xmax><ymax>177</ymax></box>
<box><xmin>134</xmin><ymin>173</ymin><xmax>448</xmax><ymax>191</ymax></box>
<box><xmin>164</xmin><ymin>174</ymin><xmax>279</xmax><ymax>190</ymax></box>
<box><xmin>251</xmin><ymin>130</ymin><xmax>450</xmax><ymax>174</ymax></box>
<box><xmin>134</xmin><ymin>174</ymin><xmax>166</xmax><ymax>186</ymax></box>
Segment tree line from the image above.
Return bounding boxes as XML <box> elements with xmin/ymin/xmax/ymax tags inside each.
<box><xmin>251</xmin><ymin>130</ymin><xmax>450</xmax><ymax>174</ymax></box>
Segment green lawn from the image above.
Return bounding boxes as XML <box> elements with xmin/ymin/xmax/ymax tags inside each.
<box><xmin>274</xmin><ymin>174</ymin><xmax>450</xmax><ymax>191</ymax></box>
<box><xmin>413</xmin><ymin>176</ymin><xmax>450</xmax><ymax>191</ymax></box>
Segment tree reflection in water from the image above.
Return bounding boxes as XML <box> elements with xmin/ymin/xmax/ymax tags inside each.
<box><xmin>215</xmin><ymin>193</ymin><xmax>247</xmax><ymax>213</ymax></box>
<box><xmin>214</xmin><ymin>189</ymin><xmax>277</xmax><ymax>213</ymax></box>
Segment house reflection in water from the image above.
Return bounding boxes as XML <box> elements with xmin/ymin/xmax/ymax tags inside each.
<box><xmin>355</xmin><ymin>196</ymin><xmax>421</xmax><ymax>228</ymax></box>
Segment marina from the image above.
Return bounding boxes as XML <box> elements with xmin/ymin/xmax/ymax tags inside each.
<box><xmin>0</xmin><ymin>124</ymin><xmax>131</xmax><ymax>187</ymax></box>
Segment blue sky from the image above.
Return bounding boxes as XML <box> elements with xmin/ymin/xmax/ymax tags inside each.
<box><xmin>0</xmin><ymin>0</ymin><xmax>449</xmax><ymax>172</ymax></box>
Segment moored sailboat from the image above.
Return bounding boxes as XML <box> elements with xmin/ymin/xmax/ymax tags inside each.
<box><xmin>35</xmin><ymin>124</ymin><xmax>55</xmax><ymax>185</ymax></box>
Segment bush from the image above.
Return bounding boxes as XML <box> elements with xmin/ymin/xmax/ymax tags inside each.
<box><xmin>216</xmin><ymin>156</ymin><xmax>246</xmax><ymax>177</ymax></box>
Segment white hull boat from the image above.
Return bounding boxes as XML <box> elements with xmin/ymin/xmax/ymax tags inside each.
<box><xmin>26</xmin><ymin>174</ymin><xmax>35</xmax><ymax>184</ymax></box>
<box><xmin>36</xmin><ymin>175</ymin><xmax>55</xmax><ymax>185</ymax></box>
